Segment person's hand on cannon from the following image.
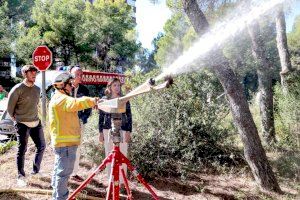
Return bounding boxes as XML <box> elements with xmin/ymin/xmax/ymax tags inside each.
<box><xmin>93</xmin><ymin>97</ymin><xmax>104</xmax><ymax>109</ymax></box>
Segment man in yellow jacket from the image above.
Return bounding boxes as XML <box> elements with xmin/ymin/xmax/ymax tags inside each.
<box><xmin>49</xmin><ymin>72</ymin><xmax>98</xmax><ymax>200</ymax></box>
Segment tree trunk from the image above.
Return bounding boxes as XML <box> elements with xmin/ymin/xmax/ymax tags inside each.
<box><xmin>247</xmin><ymin>22</ymin><xmax>276</xmax><ymax>145</ymax></box>
<box><xmin>182</xmin><ymin>0</ymin><xmax>281</xmax><ymax>193</ymax></box>
<box><xmin>275</xmin><ymin>7</ymin><xmax>292</xmax><ymax>86</ymax></box>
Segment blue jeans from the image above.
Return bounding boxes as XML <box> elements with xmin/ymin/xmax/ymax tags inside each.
<box><xmin>51</xmin><ymin>146</ymin><xmax>77</xmax><ymax>200</ymax></box>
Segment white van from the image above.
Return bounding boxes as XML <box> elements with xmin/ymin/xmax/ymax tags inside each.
<box><xmin>0</xmin><ymin>98</ymin><xmax>17</xmax><ymax>138</ymax></box>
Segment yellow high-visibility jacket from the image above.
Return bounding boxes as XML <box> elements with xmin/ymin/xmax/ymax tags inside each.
<box><xmin>49</xmin><ymin>90</ymin><xmax>96</xmax><ymax>147</ymax></box>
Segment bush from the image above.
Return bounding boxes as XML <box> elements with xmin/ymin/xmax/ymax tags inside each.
<box><xmin>274</xmin><ymin>72</ymin><xmax>300</xmax><ymax>150</ymax></box>
<box><xmin>82</xmin><ymin>110</ymin><xmax>105</xmax><ymax>165</ymax></box>
<box><xmin>128</xmin><ymin>70</ymin><xmax>244</xmax><ymax>179</ymax></box>
<box><xmin>0</xmin><ymin>140</ymin><xmax>17</xmax><ymax>154</ymax></box>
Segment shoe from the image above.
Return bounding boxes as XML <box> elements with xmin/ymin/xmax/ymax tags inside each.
<box><xmin>17</xmin><ymin>176</ymin><xmax>27</xmax><ymax>187</ymax></box>
<box><xmin>31</xmin><ymin>171</ymin><xmax>47</xmax><ymax>178</ymax></box>
<box><xmin>31</xmin><ymin>171</ymin><xmax>38</xmax><ymax>175</ymax></box>
<box><xmin>71</xmin><ymin>175</ymin><xmax>84</xmax><ymax>182</ymax></box>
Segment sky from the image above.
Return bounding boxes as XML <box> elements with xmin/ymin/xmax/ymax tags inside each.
<box><xmin>136</xmin><ymin>0</ymin><xmax>300</xmax><ymax>50</ymax></box>
<box><xmin>286</xmin><ymin>1</ymin><xmax>300</xmax><ymax>32</ymax></box>
<box><xmin>136</xmin><ymin>0</ymin><xmax>171</xmax><ymax>50</ymax></box>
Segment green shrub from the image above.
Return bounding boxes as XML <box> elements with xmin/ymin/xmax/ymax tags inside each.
<box><xmin>129</xmin><ymin>70</ymin><xmax>244</xmax><ymax>179</ymax></box>
<box><xmin>82</xmin><ymin>110</ymin><xmax>105</xmax><ymax>165</ymax></box>
<box><xmin>0</xmin><ymin>140</ymin><xmax>17</xmax><ymax>154</ymax></box>
<box><xmin>274</xmin><ymin>72</ymin><xmax>300</xmax><ymax>150</ymax></box>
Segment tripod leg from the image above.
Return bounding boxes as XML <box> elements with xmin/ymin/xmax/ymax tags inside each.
<box><xmin>106</xmin><ymin>182</ymin><xmax>113</xmax><ymax>200</ymax></box>
<box><xmin>106</xmin><ymin>154</ymin><xmax>121</xmax><ymax>200</ymax></box>
<box><xmin>121</xmin><ymin>168</ymin><xmax>132</xmax><ymax>200</ymax></box>
<box><xmin>106</xmin><ymin>156</ymin><xmax>115</xmax><ymax>200</ymax></box>
<box><xmin>113</xmin><ymin>151</ymin><xmax>120</xmax><ymax>200</ymax></box>
<box><xmin>67</xmin><ymin>153</ymin><xmax>113</xmax><ymax>200</ymax></box>
<box><xmin>121</xmin><ymin>155</ymin><xmax>160</xmax><ymax>200</ymax></box>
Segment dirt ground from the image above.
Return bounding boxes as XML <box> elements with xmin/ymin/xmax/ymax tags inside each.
<box><xmin>0</xmin><ymin>142</ymin><xmax>299</xmax><ymax>200</ymax></box>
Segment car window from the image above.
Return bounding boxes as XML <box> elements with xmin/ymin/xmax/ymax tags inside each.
<box><xmin>0</xmin><ymin>98</ymin><xmax>8</xmax><ymax>120</ymax></box>
<box><xmin>0</xmin><ymin>98</ymin><xmax>8</xmax><ymax>109</ymax></box>
<box><xmin>0</xmin><ymin>111</ymin><xmax>4</xmax><ymax>119</ymax></box>
<box><xmin>3</xmin><ymin>111</ymin><xmax>12</xmax><ymax>120</ymax></box>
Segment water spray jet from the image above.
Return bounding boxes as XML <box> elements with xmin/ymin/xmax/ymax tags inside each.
<box><xmin>154</xmin><ymin>0</ymin><xmax>291</xmax><ymax>81</ymax></box>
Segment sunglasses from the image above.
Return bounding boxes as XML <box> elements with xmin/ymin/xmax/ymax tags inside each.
<box><xmin>25</xmin><ymin>69</ymin><xmax>39</xmax><ymax>74</ymax></box>
<box><xmin>66</xmin><ymin>80</ymin><xmax>74</xmax><ymax>87</ymax></box>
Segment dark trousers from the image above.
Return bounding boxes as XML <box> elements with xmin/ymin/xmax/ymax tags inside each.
<box><xmin>16</xmin><ymin>122</ymin><xmax>46</xmax><ymax>177</ymax></box>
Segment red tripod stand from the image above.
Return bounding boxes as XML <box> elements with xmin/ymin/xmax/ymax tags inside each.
<box><xmin>68</xmin><ymin>116</ymin><xmax>160</xmax><ymax>200</ymax></box>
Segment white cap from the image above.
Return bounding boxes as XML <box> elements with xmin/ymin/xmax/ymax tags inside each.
<box><xmin>52</xmin><ymin>72</ymin><xmax>74</xmax><ymax>88</ymax></box>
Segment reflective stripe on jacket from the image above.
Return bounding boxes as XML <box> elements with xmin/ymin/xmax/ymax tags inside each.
<box><xmin>49</xmin><ymin>90</ymin><xmax>96</xmax><ymax>147</ymax></box>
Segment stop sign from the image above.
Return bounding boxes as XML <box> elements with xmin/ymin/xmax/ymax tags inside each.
<box><xmin>32</xmin><ymin>46</ymin><xmax>53</xmax><ymax>71</ymax></box>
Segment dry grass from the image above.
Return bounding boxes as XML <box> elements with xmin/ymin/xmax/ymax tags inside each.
<box><xmin>0</xmin><ymin>141</ymin><xmax>299</xmax><ymax>200</ymax></box>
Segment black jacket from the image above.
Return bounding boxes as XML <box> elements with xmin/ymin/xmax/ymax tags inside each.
<box><xmin>98</xmin><ymin>97</ymin><xmax>132</xmax><ymax>133</ymax></box>
<box><xmin>73</xmin><ymin>84</ymin><xmax>92</xmax><ymax>124</ymax></box>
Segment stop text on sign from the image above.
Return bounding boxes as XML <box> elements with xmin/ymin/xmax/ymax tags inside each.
<box><xmin>34</xmin><ymin>55</ymin><xmax>51</xmax><ymax>62</ymax></box>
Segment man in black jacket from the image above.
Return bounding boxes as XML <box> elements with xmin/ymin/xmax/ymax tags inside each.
<box><xmin>70</xmin><ymin>66</ymin><xmax>92</xmax><ymax>181</ymax></box>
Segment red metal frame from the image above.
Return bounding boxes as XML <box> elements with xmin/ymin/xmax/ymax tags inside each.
<box><xmin>82</xmin><ymin>71</ymin><xmax>126</xmax><ymax>85</ymax></box>
<box><xmin>67</xmin><ymin>144</ymin><xmax>160</xmax><ymax>200</ymax></box>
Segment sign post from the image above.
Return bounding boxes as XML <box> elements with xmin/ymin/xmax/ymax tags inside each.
<box><xmin>32</xmin><ymin>46</ymin><xmax>52</xmax><ymax>127</ymax></box>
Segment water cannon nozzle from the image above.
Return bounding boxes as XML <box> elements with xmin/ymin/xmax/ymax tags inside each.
<box><xmin>148</xmin><ymin>78</ymin><xmax>155</xmax><ymax>86</ymax></box>
<box><xmin>164</xmin><ymin>76</ymin><xmax>174</xmax><ymax>88</ymax></box>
